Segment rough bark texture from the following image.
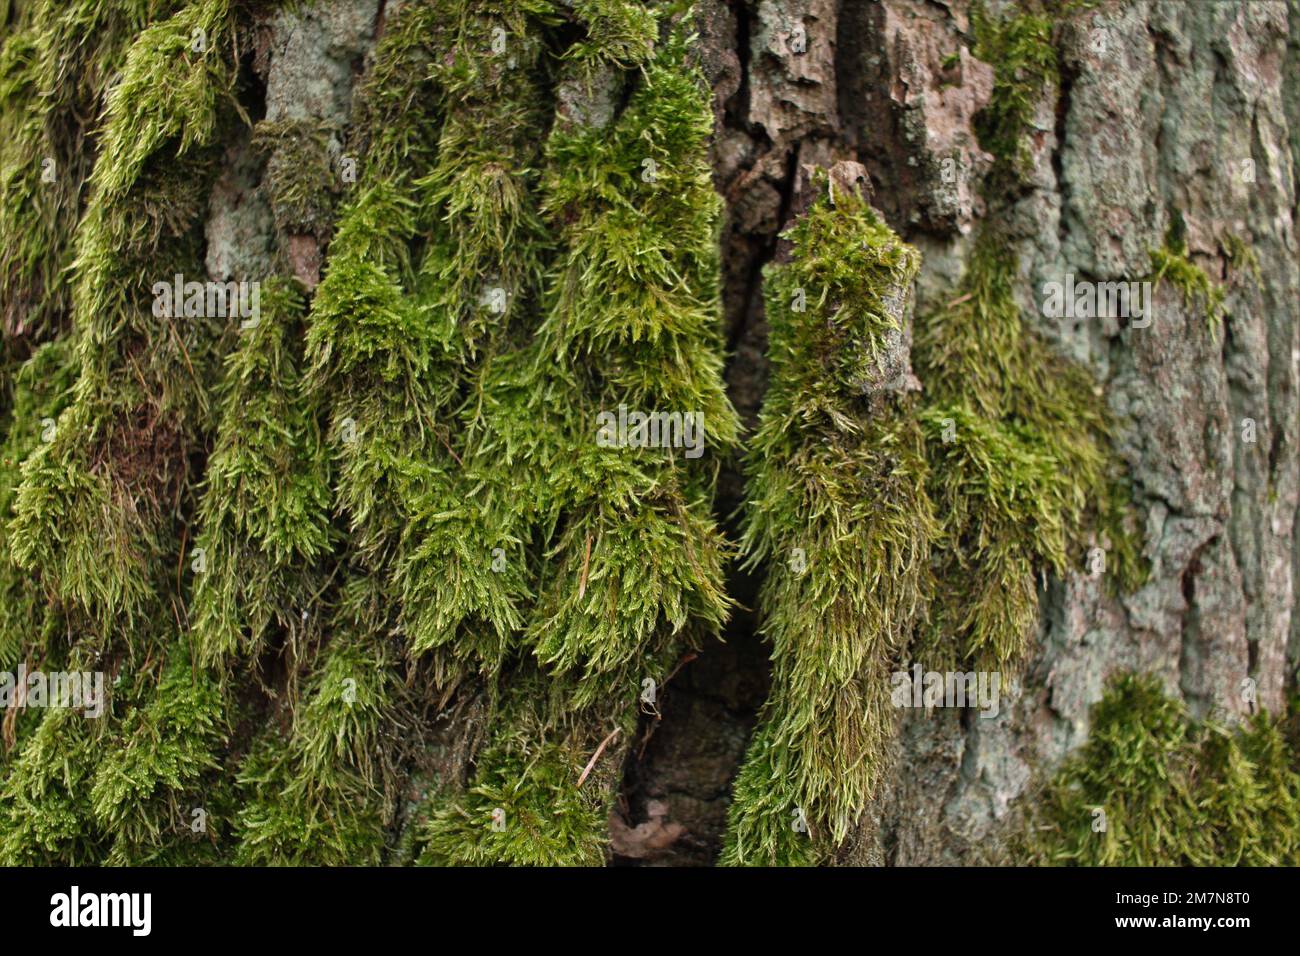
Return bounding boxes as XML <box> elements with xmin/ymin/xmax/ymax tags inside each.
<box><xmin>147</xmin><ymin>0</ymin><xmax>1300</xmax><ymax>866</ymax></box>
<box><xmin>2</xmin><ymin>0</ymin><xmax>1296</xmax><ymax>866</ymax></box>
<box><xmin>619</xmin><ymin>0</ymin><xmax>1300</xmax><ymax>865</ymax></box>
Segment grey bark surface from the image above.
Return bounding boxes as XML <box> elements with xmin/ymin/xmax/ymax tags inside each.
<box><xmin>651</xmin><ymin>0</ymin><xmax>1300</xmax><ymax>867</ymax></box>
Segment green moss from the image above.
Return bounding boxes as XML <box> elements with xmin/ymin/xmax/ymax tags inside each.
<box><xmin>908</xmin><ymin>1</ymin><xmax>1144</xmax><ymax>673</ymax></box>
<box><xmin>971</xmin><ymin>1</ymin><xmax>1058</xmax><ymax>180</ymax></box>
<box><xmin>308</xmin><ymin>0</ymin><xmax>736</xmax><ymax>862</ymax></box>
<box><xmin>93</xmin><ymin>0</ymin><xmax>234</xmax><ymax>204</ymax></box>
<box><xmin>7</xmin><ymin>0</ymin><xmax>243</xmax><ymax>625</ymax></box>
<box><xmin>1148</xmin><ymin>224</ymin><xmax>1226</xmax><ymax>333</ymax></box>
<box><xmin>304</xmin><ymin>186</ymin><xmax>447</xmax><ymax>566</ymax></box>
<box><xmin>0</xmin><ymin>1</ymin><xmax>185</xmax><ymax>348</ymax></box>
<box><xmin>564</xmin><ymin>0</ymin><xmax>658</xmax><ymax>70</ymax></box>
<box><xmin>720</xmin><ymin>722</ymin><xmax>828</xmax><ymax>866</ymax></box>
<box><xmin>299</xmin><ymin>0</ymin><xmax>479</xmax><ymax>585</ymax></box>
<box><xmin>0</xmin><ymin>624</ymin><xmax>112</xmax><ymax>865</ymax></box>
<box><xmin>1026</xmin><ymin>674</ymin><xmax>1300</xmax><ymax>865</ymax></box>
<box><xmin>726</xmin><ymin>165</ymin><xmax>1148</xmax><ymax>859</ymax></box>
<box><xmin>343</xmin><ymin>20</ymin><xmax>437</xmax><ymax>180</ymax></box>
<box><xmin>0</xmin><ymin>703</ymin><xmax>104</xmax><ymax>864</ymax></box>
<box><xmin>762</xmin><ymin>188</ymin><xmax>921</xmax><ymax>401</ymax></box>
<box><xmin>417</xmin><ymin>669</ymin><xmax>633</xmax><ymax>866</ymax></box>
<box><xmin>387</xmin><ymin>1</ymin><xmax>557</xmax><ymax>677</ymax></box>
<box><xmin>253</xmin><ymin>119</ymin><xmax>341</xmax><ymax>240</ymax></box>
<box><xmin>0</xmin><ymin>0</ymin><xmax>300</xmax><ymax>870</ymax></box>
<box><xmin>0</xmin><ymin>17</ymin><xmax>66</xmax><ymax>347</ymax></box>
<box><xmin>192</xmin><ymin>277</ymin><xmax>332</xmax><ymax>665</ymax></box>
<box><xmin>233</xmin><ymin>576</ymin><xmax>404</xmax><ymax>865</ymax></box>
<box><xmin>520</xmin><ymin>15</ymin><xmax>737</xmax><ymax>706</ymax></box>
<box><xmin>89</xmin><ymin>644</ymin><xmax>231</xmax><ymax>864</ymax></box>
<box><xmin>723</xmin><ymin>179</ymin><xmax>932</xmax><ymax>863</ymax></box>
<box><xmin>1220</xmin><ymin>231</ymin><xmax>1261</xmax><ymax>286</ymax></box>
<box><xmin>8</xmin><ymin>403</ymin><xmax>162</xmax><ymax>628</ymax></box>
<box><xmin>396</xmin><ymin>450</ymin><xmax>529</xmax><ymax>675</ymax></box>
<box><xmin>0</xmin><ymin>339</ymin><xmax>76</xmax><ymax>668</ymax></box>
<box><xmin>914</xmin><ymin>231</ymin><xmax>1146</xmax><ymax>668</ymax></box>
<box><xmin>233</xmin><ymin>726</ymin><xmax>388</xmax><ymax>866</ymax></box>
<box><xmin>410</xmin><ymin>0</ymin><xmax>739</xmax><ymax>860</ymax></box>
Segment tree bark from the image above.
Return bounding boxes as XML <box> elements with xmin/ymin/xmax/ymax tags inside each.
<box><xmin>1</xmin><ymin>0</ymin><xmax>1296</xmax><ymax>866</ymax></box>
<box><xmin>629</xmin><ymin>0</ymin><xmax>1300</xmax><ymax>864</ymax></box>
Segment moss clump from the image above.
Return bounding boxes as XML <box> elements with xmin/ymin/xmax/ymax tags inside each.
<box><xmin>520</xmin><ymin>14</ymin><xmax>738</xmax><ymax>705</ymax></box>
<box><xmin>725</xmin><ymin>165</ymin><xmax>1147</xmax><ymax>859</ymax></box>
<box><xmin>0</xmin><ymin>15</ymin><xmax>65</xmax><ymax>346</ymax></box>
<box><xmin>89</xmin><ymin>645</ymin><xmax>231</xmax><ymax>865</ymax></box>
<box><xmin>3</xmin><ymin>623</ymin><xmax>237</xmax><ymax>866</ymax></box>
<box><xmin>233</xmin><ymin>576</ymin><xmax>406</xmax><ymax>865</ymax></box>
<box><xmin>410</xmin><ymin>0</ymin><xmax>555</xmax><ymax>358</ymax></box>
<box><xmin>1027</xmin><ymin>674</ymin><xmax>1300</xmax><ymax>866</ymax></box>
<box><xmin>1149</xmin><ymin>224</ymin><xmax>1226</xmax><ymax>333</ymax></box>
<box><xmin>304</xmin><ymin>185</ymin><xmax>449</xmax><ymax>575</ymax></box>
<box><xmin>971</xmin><ymin>1</ymin><xmax>1058</xmax><ymax>180</ymax></box>
<box><xmin>299</xmin><ymin>1</ymin><xmax>553</xmax><ymax>634</ymax></box>
<box><xmin>762</xmin><ymin>188</ymin><xmax>922</xmax><ymax>400</ymax></box>
<box><xmin>389</xmin><ymin>0</ymin><xmax>557</xmax><ymax>678</ymax></box>
<box><xmin>253</xmin><ymin>119</ymin><xmax>342</xmax><ymax>241</ymax></box>
<box><xmin>906</xmin><ymin>0</ymin><xmax>1143</xmax><ymax>674</ymax></box>
<box><xmin>7</xmin><ymin>0</ymin><xmax>241</xmax><ymax>627</ymax></box>
<box><xmin>2</xmin><ymin>0</ymin><xmax>317</xmax><ymax>870</ymax></box>
<box><xmin>234</xmin><ymin>727</ymin><xmax>389</xmax><ymax>866</ymax></box>
<box><xmin>412</xmin><ymin>0</ymin><xmax>738</xmax><ymax>861</ymax></box>
<box><xmin>92</xmin><ymin>0</ymin><xmax>233</xmax><ymax>204</ymax></box>
<box><xmin>720</xmin><ymin>723</ymin><xmax>826</xmax><ymax>866</ymax></box>
<box><xmin>723</xmin><ymin>178</ymin><xmax>932</xmax><ymax>865</ymax></box>
<box><xmin>914</xmin><ymin>232</ymin><xmax>1146</xmax><ymax>669</ymax></box>
<box><xmin>0</xmin><ymin>701</ymin><xmax>104</xmax><ymax>864</ymax></box>
<box><xmin>0</xmin><ymin>1</ymin><xmax>182</xmax><ymax>347</ymax></box>
<box><xmin>1220</xmin><ymin>232</ymin><xmax>1261</xmax><ymax>286</ymax></box>
<box><xmin>0</xmin><ymin>340</ymin><xmax>76</xmax><ymax>669</ymax></box>
<box><xmin>417</xmin><ymin>670</ymin><xmax>632</xmax><ymax>866</ymax></box>
<box><xmin>563</xmin><ymin>0</ymin><xmax>658</xmax><ymax>70</ymax></box>
<box><xmin>192</xmin><ymin>277</ymin><xmax>332</xmax><ymax>666</ymax></box>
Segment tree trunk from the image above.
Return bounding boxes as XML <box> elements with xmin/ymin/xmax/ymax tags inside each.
<box><xmin>0</xmin><ymin>0</ymin><xmax>1296</xmax><ymax>866</ymax></box>
<box><xmin>639</xmin><ymin>0</ymin><xmax>1300</xmax><ymax>865</ymax></box>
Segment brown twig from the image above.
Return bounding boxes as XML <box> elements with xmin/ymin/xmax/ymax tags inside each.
<box><xmin>434</xmin><ymin>424</ymin><xmax>463</xmax><ymax>466</ymax></box>
<box><xmin>576</xmin><ymin>727</ymin><xmax>620</xmax><ymax>789</ymax></box>
<box><xmin>635</xmin><ymin>652</ymin><xmax>699</xmax><ymax>760</ymax></box>
<box><xmin>577</xmin><ymin>534</ymin><xmax>592</xmax><ymax>600</ymax></box>
<box><xmin>664</xmin><ymin>651</ymin><xmax>698</xmax><ymax>685</ymax></box>
<box><xmin>176</xmin><ymin>522</ymin><xmax>188</xmax><ymax>599</ymax></box>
